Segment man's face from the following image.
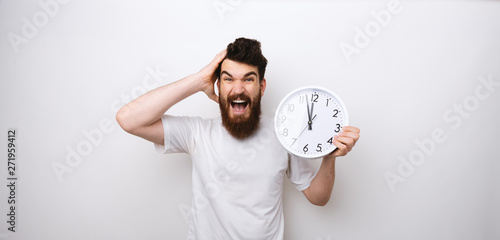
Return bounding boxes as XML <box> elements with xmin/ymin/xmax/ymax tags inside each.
<box><xmin>218</xmin><ymin>59</ymin><xmax>266</xmax><ymax>139</ymax></box>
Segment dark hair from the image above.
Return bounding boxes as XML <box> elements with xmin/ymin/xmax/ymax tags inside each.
<box><xmin>216</xmin><ymin>37</ymin><xmax>268</xmax><ymax>81</ymax></box>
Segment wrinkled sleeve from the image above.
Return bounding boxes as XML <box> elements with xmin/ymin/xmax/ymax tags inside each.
<box><xmin>154</xmin><ymin>115</ymin><xmax>198</xmax><ymax>154</ymax></box>
<box><xmin>287</xmin><ymin>154</ymin><xmax>322</xmax><ymax>191</ymax></box>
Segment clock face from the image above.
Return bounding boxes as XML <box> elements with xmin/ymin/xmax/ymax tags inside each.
<box><xmin>274</xmin><ymin>86</ymin><xmax>349</xmax><ymax>158</ymax></box>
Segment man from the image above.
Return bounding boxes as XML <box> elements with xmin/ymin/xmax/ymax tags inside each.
<box><xmin>116</xmin><ymin>38</ymin><xmax>360</xmax><ymax>239</ymax></box>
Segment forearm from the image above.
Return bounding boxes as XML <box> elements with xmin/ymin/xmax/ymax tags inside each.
<box><xmin>302</xmin><ymin>127</ymin><xmax>360</xmax><ymax>206</ymax></box>
<box><xmin>116</xmin><ymin>73</ymin><xmax>203</xmax><ymax>133</ymax></box>
<box><xmin>304</xmin><ymin>155</ymin><xmax>336</xmax><ymax>206</ymax></box>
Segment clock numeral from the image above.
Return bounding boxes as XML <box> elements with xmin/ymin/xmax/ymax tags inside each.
<box><xmin>282</xmin><ymin>128</ymin><xmax>288</xmax><ymax>137</ymax></box>
<box><xmin>334</xmin><ymin>124</ymin><xmax>341</xmax><ymax>133</ymax></box>
<box><xmin>311</xmin><ymin>93</ymin><xmax>319</xmax><ymax>103</ymax></box>
<box><xmin>287</xmin><ymin>104</ymin><xmax>295</xmax><ymax>112</ymax></box>
<box><xmin>327</xmin><ymin>137</ymin><xmax>333</xmax><ymax>145</ymax></box>
<box><xmin>326</xmin><ymin>98</ymin><xmax>331</xmax><ymax>107</ymax></box>
<box><xmin>332</xmin><ymin>109</ymin><xmax>339</xmax><ymax>118</ymax></box>
<box><xmin>299</xmin><ymin>95</ymin><xmax>305</xmax><ymax>104</ymax></box>
<box><xmin>303</xmin><ymin>144</ymin><xmax>309</xmax><ymax>153</ymax></box>
<box><xmin>280</xmin><ymin>115</ymin><xmax>286</xmax><ymax>123</ymax></box>
<box><xmin>316</xmin><ymin>143</ymin><xmax>322</xmax><ymax>152</ymax></box>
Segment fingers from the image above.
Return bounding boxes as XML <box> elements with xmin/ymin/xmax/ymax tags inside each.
<box><xmin>200</xmin><ymin>50</ymin><xmax>227</xmax><ymax>77</ymax></box>
<box><xmin>212</xmin><ymin>49</ymin><xmax>227</xmax><ymax>66</ymax></box>
<box><xmin>331</xmin><ymin>136</ymin><xmax>348</xmax><ymax>157</ymax></box>
<box><xmin>335</xmin><ymin>135</ymin><xmax>354</xmax><ymax>149</ymax></box>
<box><xmin>342</xmin><ymin>126</ymin><xmax>360</xmax><ymax>134</ymax></box>
<box><xmin>197</xmin><ymin>50</ymin><xmax>226</xmax><ymax>103</ymax></box>
<box><xmin>330</xmin><ymin>126</ymin><xmax>360</xmax><ymax>158</ymax></box>
<box><xmin>339</xmin><ymin>131</ymin><xmax>359</xmax><ymax>144</ymax></box>
<box><xmin>207</xmin><ymin>50</ymin><xmax>227</xmax><ymax>83</ymax></box>
<box><xmin>207</xmin><ymin>50</ymin><xmax>225</xmax><ymax>103</ymax></box>
<box><xmin>340</xmin><ymin>126</ymin><xmax>360</xmax><ymax>143</ymax></box>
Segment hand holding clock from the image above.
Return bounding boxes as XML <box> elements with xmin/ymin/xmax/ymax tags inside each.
<box><xmin>301</xmin><ymin>124</ymin><xmax>360</xmax><ymax>207</ymax></box>
<box><xmin>327</xmin><ymin>126</ymin><xmax>360</xmax><ymax>158</ymax></box>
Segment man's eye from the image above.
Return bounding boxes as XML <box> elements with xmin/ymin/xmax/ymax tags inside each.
<box><xmin>225</xmin><ymin>78</ymin><xmax>232</xmax><ymax>81</ymax></box>
<box><xmin>245</xmin><ymin>78</ymin><xmax>254</xmax><ymax>82</ymax></box>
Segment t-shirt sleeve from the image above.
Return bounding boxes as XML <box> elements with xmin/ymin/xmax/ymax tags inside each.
<box><xmin>154</xmin><ymin>115</ymin><xmax>199</xmax><ymax>154</ymax></box>
<box><xmin>287</xmin><ymin>154</ymin><xmax>322</xmax><ymax>191</ymax></box>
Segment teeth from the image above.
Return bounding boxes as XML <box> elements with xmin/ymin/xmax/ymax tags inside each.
<box><xmin>232</xmin><ymin>100</ymin><xmax>246</xmax><ymax>103</ymax></box>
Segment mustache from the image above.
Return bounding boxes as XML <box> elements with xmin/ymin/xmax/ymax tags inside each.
<box><xmin>227</xmin><ymin>93</ymin><xmax>252</xmax><ymax>103</ymax></box>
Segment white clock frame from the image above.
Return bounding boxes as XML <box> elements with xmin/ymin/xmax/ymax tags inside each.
<box><xmin>274</xmin><ymin>86</ymin><xmax>349</xmax><ymax>158</ymax></box>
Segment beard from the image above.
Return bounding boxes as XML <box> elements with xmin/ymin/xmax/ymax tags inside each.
<box><xmin>219</xmin><ymin>91</ymin><xmax>262</xmax><ymax>140</ymax></box>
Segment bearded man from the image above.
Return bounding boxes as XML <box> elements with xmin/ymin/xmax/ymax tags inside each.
<box><xmin>116</xmin><ymin>38</ymin><xmax>360</xmax><ymax>239</ymax></box>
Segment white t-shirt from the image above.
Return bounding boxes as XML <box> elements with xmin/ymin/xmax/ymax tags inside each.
<box><xmin>155</xmin><ymin>115</ymin><xmax>320</xmax><ymax>240</ymax></box>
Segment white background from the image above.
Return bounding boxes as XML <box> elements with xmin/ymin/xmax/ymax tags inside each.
<box><xmin>1</xmin><ymin>0</ymin><xmax>499</xmax><ymax>239</ymax></box>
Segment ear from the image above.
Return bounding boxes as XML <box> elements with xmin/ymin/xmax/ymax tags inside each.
<box><xmin>260</xmin><ymin>78</ymin><xmax>267</xmax><ymax>97</ymax></box>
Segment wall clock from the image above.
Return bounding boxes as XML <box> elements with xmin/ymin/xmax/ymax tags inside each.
<box><xmin>274</xmin><ymin>86</ymin><xmax>349</xmax><ymax>158</ymax></box>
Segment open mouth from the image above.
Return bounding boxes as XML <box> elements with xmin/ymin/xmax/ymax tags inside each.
<box><xmin>230</xmin><ymin>100</ymin><xmax>249</xmax><ymax>114</ymax></box>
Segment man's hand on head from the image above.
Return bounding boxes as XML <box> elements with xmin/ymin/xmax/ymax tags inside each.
<box><xmin>196</xmin><ymin>50</ymin><xmax>227</xmax><ymax>104</ymax></box>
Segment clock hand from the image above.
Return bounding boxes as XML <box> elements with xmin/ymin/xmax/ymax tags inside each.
<box><xmin>290</xmin><ymin>114</ymin><xmax>317</xmax><ymax>147</ymax></box>
<box><xmin>306</xmin><ymin>95</ymin><xmax>312</xmax><ymax>130</ymax></box>
<box><xmin>310</xmin><ymin>101</ymin><xmax>315</xmax><ymax>130</ymax></box>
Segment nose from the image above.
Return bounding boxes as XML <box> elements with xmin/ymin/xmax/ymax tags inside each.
<box><xmin>232</xmin><ymin>80</ymin><xmax>245</xmax><ymax>95</ymax></box>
